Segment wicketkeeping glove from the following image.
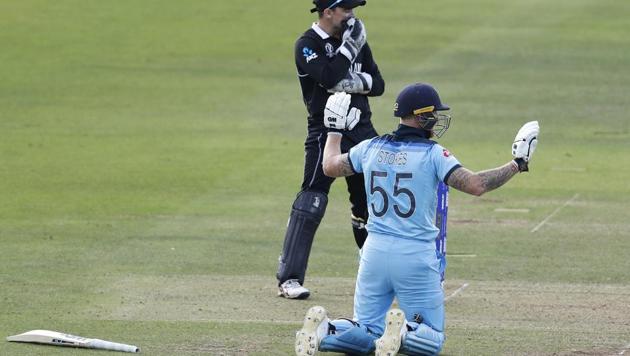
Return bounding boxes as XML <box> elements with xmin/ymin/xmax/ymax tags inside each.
<box><xmin>324</xmin><ymin>92</ymin><xmax>361</xmax><ymax>131</ymax></box>
<box><xmin>328</xmin><ymin>71</ymin><xmax>373</xmax><ymax>94</ymax></box>
<box><xmin>338</xmin><ymin>17</ymin><xmax>367</xmax><ymax>63</ymax></box>
<box><xmin>512</xmin><ymin>120</ymin><xmax>539</xmax><ymax>172</ymax></box>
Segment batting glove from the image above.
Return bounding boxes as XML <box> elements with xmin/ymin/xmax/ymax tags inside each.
<box><xmin>324</xmin><ymin>92</ymin><xmax>361</xmax><ymax>133</ymax></box>
<box><xmin>338</xmin><ymin>18</ymin><xmax>367</xmax><ymax>63</ymax></box>
<box><xmin>512</xmin><ymin>120</ymin><xmax>539</xmax><ymax>172</ymax></box>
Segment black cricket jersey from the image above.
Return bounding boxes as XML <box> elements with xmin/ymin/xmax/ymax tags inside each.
<box><xmin>295</xmin><ymin>23</ymin><xmax>385</xmax><ymax>144</ymax></box>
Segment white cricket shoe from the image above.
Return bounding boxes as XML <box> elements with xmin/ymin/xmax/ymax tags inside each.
<box><xmin>279</xmin><ymin>279</ymin><xmax>310</xmax><ymax>299</ymax></box>
<box><xmin>375</xmin><ymin>308</ymin><xmax>407</xmax><ymax>356</ymax></box>
<box><xmin>295</xmin><ymin>306</ymin><xmax>329</xmax><ymax>356</ymax></box>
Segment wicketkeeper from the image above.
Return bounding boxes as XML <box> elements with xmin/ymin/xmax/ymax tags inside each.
<box><xmin>276</xmin><ymin>0</ymin><xmax>385</xmax><ymax>299</ymax></box>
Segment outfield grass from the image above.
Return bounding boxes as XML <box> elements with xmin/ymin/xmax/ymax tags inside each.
<box><xmin>2</xmin><ymin>0</ymin><xmax>630</xmax><ymax>354</ymax></box>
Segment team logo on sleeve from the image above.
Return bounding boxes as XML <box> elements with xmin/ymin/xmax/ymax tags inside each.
<box><xmin>302</xmin><ymin>47</ymin><xmax>318</xmax><ymax>63</ymax></box>
<box><xmin>443</xmin><ymin>149</ymin><xmax>451</xmax><ymax>157</ymax></box>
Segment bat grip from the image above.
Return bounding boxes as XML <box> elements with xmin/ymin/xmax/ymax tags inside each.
<box><xmin>90</xmin><ymin>339</ymin><xmax>140</xmax><ymax>353</ymax></box>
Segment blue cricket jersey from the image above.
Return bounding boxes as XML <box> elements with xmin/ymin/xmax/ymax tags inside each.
<box><xmin>348</xmin><ymin>125</ymin><xmax>461</xmax><ymax>243</ymax></box>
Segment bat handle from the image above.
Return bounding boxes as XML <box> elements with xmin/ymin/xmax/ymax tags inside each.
<box><xmin>90</xmin><ymin>339</ymin><xmax>140</xmax><ymax>353</ymax></box>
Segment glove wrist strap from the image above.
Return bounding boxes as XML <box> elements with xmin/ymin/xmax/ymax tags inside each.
<box><xmin>513</xmin><ymin>158</ymin><xmax>529</xmax><ymax>172</ymax></box>
<box><xmin>338</xmin><ymin>45</ymin><xmax>355</xmax><ymax>63</ymax></box>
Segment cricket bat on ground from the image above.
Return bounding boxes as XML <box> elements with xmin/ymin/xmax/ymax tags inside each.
<box><xmin>7</xmin><ymin>329</ymin><xmax>140</xmax><ymax>353</ymax></box>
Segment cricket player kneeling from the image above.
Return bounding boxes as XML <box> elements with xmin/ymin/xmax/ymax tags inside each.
<box><xmin>295</xmin><ymin>81</ymin><xmax>539</xmax><ymax>356</ymax></box>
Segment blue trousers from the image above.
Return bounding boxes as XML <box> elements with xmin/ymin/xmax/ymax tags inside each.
<box><xmin>354</xmin><ymin>233</ymin><xmax>445</xmax><ymax>335</ymax></box>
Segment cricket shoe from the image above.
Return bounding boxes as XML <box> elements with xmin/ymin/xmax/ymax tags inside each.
<box><xmin>295</xmin><ymin>306</ymin><xmax>329</xmax><ymax>356</ymax></box>
<box><xmin>279</xmin><ymin>279</ymin><xmax>310</xmax><ymax>299</ymax></box>
<box><xmin>375</xmin><ymin>308</ymin><xmax>407</xmax><ymax>356</ymax></box>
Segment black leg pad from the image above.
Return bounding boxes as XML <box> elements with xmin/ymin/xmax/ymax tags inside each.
<box><xmin>276</xmin><ymin>191</ymin><xmax>328</xmax><ymax>285</ymax></box>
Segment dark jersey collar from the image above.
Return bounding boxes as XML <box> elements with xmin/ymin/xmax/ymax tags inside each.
<box><xmin>392</xmin><ymin>124</ymin><xmax>434</xmax><ymax>142</ymax></box>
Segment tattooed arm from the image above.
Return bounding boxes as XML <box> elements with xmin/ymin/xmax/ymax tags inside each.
<box><xmin>322</xmin><ymin>133</ymin><xmax>355</xmax><ymax>177</ymax></box>
<box><xmin>446</xmin><ymin>161</ymin><xmax>520</xmax><ymax>196</ymax></box>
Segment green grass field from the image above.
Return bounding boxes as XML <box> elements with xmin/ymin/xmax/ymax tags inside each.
<box><xmin>2</xmin><ymin>0</ymin><xmax>630</xmax><ymax>354</ymax></box>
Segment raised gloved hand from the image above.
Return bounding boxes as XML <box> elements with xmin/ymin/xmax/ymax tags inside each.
<box><xmin>512</xmin><ymin>120</ymin><xmax>539</xmax><ymax>172</ymax></box>
<box><xmin>328</xmin><ymin>71</ymin><xmax>373</xmax><ymax>94</ymax></box>
<box><xmin>324</xmin><ymin>92</ymin><xmax>361</xmax><ymax>132</ymax></box>
<box><xmin>338</xmin><ymin>17</ymin><xmax>367</xmax><ymax>63</ymax></box>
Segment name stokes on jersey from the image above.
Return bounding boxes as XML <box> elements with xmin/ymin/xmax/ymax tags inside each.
<box><xmin>377</xmin><ymin>150</ymin><xmax>408</xmax><ymax>166</ymax></box>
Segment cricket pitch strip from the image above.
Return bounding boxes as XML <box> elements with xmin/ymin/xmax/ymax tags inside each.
<box><xmin>91</xmin><ymin>274</ymin><xmax>630</xmax><ymax>354</ymax></box>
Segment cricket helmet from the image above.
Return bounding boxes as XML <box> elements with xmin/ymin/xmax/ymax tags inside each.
<box><xmin>394</xmin><ymin>83</ymin><xmax>451</xmax><ymax>138</ymax></box>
